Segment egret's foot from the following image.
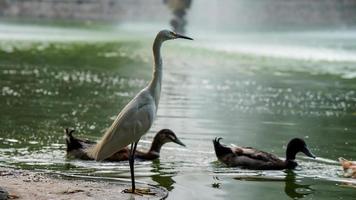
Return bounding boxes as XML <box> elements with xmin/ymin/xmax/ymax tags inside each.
<box><xmin>123</xmin><ymin>188</ymin><xmax>156</xmax><ymax>196</ymax></box>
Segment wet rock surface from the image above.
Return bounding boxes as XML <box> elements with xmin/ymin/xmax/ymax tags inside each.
<box><xmin>0</xmin><ymin>187</ymin><xmax>8</xmax><ymax>200</ymax></box>
<box><xmin>0</xmin><ymin>167</ymin><xmax>168</xmax><ymax>200</ymax></box>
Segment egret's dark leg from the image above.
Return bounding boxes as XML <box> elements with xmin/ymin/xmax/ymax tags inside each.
<box><xmin>129</xmin><ymin>140</ymin><xmax>139</xmax><ymax>191</ymax></box>
<box><xmin>124</xmin><ymin>139</ymin><xmax>155</xmax><ymax>195</ymax></box>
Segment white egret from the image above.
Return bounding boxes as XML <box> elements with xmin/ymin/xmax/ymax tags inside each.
<box><xmin>87</xmin><ymin>30</ymin><xmax>193</xmax><ymax>194</ymax></box>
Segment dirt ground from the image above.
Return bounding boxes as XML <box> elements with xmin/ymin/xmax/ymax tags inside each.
<box><xmin>0</xmin><ymin>167</ymin><xmax>168</xmax><ymax>200</ymax></box>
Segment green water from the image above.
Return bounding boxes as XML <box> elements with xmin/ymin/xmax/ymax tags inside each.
<box><xmin>0</xmin><ymin>23</ymin><xmax>356</xmax><ymax>199</ymax></box>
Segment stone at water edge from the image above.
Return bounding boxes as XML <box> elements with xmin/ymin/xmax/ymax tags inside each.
<box><xmin>120</xmin><ymin>184</ymin><xmax>169</xmax><ymax>200</ymax></box>
<box><xmin>0</xmin><ymin>187</ymin><xmax>8</xmax><ymax>200</ymax></box>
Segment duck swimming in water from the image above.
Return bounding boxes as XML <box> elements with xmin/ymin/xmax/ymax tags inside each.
<box><xmin>339</xmin><ymin>157</ymin><xmax>356</xmax><ymax>178</ymax></box>
<box><xmin>65</xmin><ymin>128</ymin><xmax>185</xmax><ymax>161</ymax></box>
<box><xmin>213</xmin><ymin>137</ymin><xmax>315</xmax><ymax>170</ymax></box>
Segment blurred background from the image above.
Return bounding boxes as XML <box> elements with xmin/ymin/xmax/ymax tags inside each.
<box><xmin>0</xmin><ymin>0</ymin><xmax>356</xmax><ymax>30</ymax></box>
<box><xmin>0</xmin><ymin>1</ymin><xmax>356</xmax><ymax>200</ymax></box>
<box><xmin>1</xmin><ymin>0</ymin><xmax>356</xmax><ymax>29</ymax></box>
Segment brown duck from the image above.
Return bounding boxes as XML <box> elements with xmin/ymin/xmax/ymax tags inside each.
<box><xmin>65</xmin><ymin>128</ymin><xmax>185</xmax><ymax>161</ymax></box>
<box><xmin>213</xmin><ymin>137</ymin><xmax>315</xmax><ymax>170</ymax></box>
<box><xmin>339</xmin><ymin>157</ymin><xmax>356</xmax><ymax>178</ymax></box>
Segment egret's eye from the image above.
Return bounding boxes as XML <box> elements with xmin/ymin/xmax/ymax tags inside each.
<box><xmin>170</xmin><ymin>31</ymin><xmax>175</xmax><ymax>36</ymax></box>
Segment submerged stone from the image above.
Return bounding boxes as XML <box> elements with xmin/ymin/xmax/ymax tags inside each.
<box><xmin>0</xmin><ymin>187</ymin><xmax>8</xmax><ymax>200</ymax></box>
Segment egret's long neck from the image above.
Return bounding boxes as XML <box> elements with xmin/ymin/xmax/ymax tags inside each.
<box><xmin>149</xmin><ymin>37</ymin><xmax>163</xmax><ymax>107</ymax></box>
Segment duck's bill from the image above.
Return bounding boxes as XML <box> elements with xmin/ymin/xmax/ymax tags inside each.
<box><xmin>302</xmin><ymin>146</ymin><xmax>316</xmax><ymax>158</ymax></box>
<box><xmin>175</xmin><ymin>33</ymin><xmax>193</xmax><ymax>40</ymax></box>
<box><xmin>173</xmin><ymin>138</ymin><xmax>186</xmax><ymax>147</ymax></box>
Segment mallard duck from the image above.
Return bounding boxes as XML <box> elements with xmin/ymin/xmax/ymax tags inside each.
<box><xmin>65</xmin><ymin>128</ymin><xmax>185</xmax><ymax>161</ymax></box>
<box><xmin>213</xmin><ymin>137</ymin><xmax>315</xmax><ymax>170</ymax></box>
<box><xmin>339</xmin><ymin>157</ymin><xmax>356</xmax><ymax>178</ymax></box>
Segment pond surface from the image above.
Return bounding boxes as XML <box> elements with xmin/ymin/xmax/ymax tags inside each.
<box><xmin>0</xmin><ymin>22</ymin><xmax>356</xmax><ymax>199</ymax></box>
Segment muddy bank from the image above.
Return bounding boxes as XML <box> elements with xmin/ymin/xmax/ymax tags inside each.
<box><xmin>0</xmin><ymin>167</ymin><xmax>167</xmax><ymax>200</ymax></box>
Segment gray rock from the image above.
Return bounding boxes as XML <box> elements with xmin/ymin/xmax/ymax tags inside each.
<box><xmin>0</xmin><ymin>187</ymin><xmax>8</xmax><ymax>200</ymax></box>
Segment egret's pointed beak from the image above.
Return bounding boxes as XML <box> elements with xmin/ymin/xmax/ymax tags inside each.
<box><xmin>175</xmin><ymin>33</ymin><xmax>193</xmax><ymax>40</ymax></box>
<box><xmin>302</xmin><ymin>146</ymin><xmax>316</xmax><ymax>159</ymax></box>
<box><xmin>173</xmin><ymin>138</ymin><xmax>186</xmax><ymax>147</ymax></box>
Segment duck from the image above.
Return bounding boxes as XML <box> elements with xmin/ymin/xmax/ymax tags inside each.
<box><xmin>65</xmin><ymin>128</ymin><xmax>185</xmax><ymax>161</ymax></box>
<box><xmin>213</xmin><ymin>137</ymin><xmax>316</xmax><ymax>170</ymax></box>
<box><xmin>339</xmin><ymin>157</ymin><xmax>356</xmax><ymax>178</ymax></box>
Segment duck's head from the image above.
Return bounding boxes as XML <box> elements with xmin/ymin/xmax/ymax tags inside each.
<box><xmin>156</xmin><ymin>30</ymin><xmax>193</xmax><ymax>42</ymax></box>
<box><xmin>154</xmin><ymin>129</ymin><xmax>186</xmax><ymax>147</ymax></box>
<box><xmin>286</xmin><ymin>138</ymin><xmax>316</xmax><ymax>161</ymax></box>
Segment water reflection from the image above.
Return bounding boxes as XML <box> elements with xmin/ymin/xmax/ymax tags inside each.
<box><xmin>151</xmin><ymin>159</ymin><xmax>176</xmax><ymax>191</ymax></box>
<box><xmin>211</xmin><ymin>176</ymin><xmax>221</xmax><ymax>189</ymax></box>
<box><xmin>284</xmin><ymin>171</ymin><xmax>314</xmax><ymax>199</ymax></box>
<box><xmin>232</xmin><ymin>171</ymin><xmax>314</xmax><ymax>199</ymax></box>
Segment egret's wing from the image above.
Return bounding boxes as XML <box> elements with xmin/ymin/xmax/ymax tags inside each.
<box><xmin>87</xmin><ymin>91</ymin><xmax>156</xmax><ymax>160</ymax></box>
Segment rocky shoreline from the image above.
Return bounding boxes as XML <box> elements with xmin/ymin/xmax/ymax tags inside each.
<box><xmin>0</xmin><ymin>167</ymin><xmax>167</xmax><ymax>200</ymax></box>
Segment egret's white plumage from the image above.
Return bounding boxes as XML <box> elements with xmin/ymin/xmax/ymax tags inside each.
<box><xmin>87</xmin><ymin>90</ymin><xmax>156</xmax><ymax>160</ymax></box>
<box><xmin>86</xmin><ymin>30</ymin><xmax>193</xmax><ymax>162</ymax></box>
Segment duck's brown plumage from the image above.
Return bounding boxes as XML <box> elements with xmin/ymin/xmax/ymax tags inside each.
<box><xmin>65</xmin><ymin>128</ymin><xmax>185</xmax><ymax>161</ymax></box>
<box><xmin>213</xmin><ymin>137</ymin><xmax>315</xmax><ymax>170</ymax></box>
<box><xmin>339</xmin><ymin>157</ymin><xmax>356</xmax><ymax>178</ymax></box>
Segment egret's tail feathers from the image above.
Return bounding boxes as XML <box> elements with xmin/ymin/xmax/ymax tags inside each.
<box><xmin>85</xmin><ymin>140</ymin><xmax>104</xmax><ymax>161</ymax></box>
<box><xmin>213</xmin><ymin>137</ymin><xmax>233</xmax><ymax>159</ymax></box>
<box><xmin>85</xmin><ymin>130</ymin><xmax>121</xmax><ymax>161</ymax></box>
<box><xmin>85</xmin><ymin>139</ymin><xmax>124</xmax><ymax>161</ymax></box>
<box><xmin>86</xmin><ymin>122</ymin><xmax>140</xmax><ymax>161</ymax></box>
